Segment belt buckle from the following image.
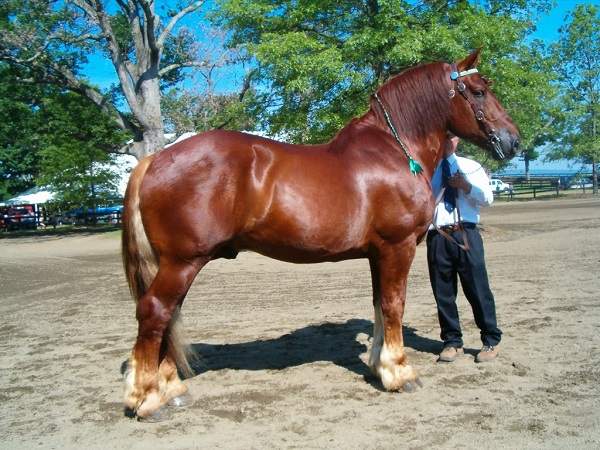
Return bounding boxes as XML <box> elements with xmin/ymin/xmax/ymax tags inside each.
<box><xmin>442</xmin><ymin>224</ymin><xmax>458</xmax><ymax>233</ymax></box>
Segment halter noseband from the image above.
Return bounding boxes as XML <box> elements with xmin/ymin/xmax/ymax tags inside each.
<box><xmin>449</xmin><ymin>64</ymin><xmax>505</xmax><ymax>160</ymax></box>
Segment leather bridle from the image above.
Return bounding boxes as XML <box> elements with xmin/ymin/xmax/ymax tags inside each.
<box><xmin>449</xmin><ymin>64</ymin><xmax>505</xmax><ymax>160</ymax></box>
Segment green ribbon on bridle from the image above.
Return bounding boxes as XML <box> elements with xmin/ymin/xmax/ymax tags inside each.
<box><xmin>408</xmin><ymin>157</ymin><xmax>423</xmax><ymax>176</ymax></box>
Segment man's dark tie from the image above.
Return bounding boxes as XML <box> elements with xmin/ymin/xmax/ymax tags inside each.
<box><xmin>442</xmin><ymin>158</ymin><xmax>456</xmax><ymax>213</ymax></box>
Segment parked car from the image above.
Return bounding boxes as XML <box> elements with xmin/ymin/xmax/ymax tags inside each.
<box><xmin>0</xmin><ymin>205</ymin><xmax>37</xmax><ymax>230</ymax></box>
<box><xmin>489</xmin><ymin>178</ymin><xmax>511</xmax><ymax>193</ymax></box>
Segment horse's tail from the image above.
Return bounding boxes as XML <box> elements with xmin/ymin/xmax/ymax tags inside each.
<box><xmin>121</xmin><ymin>155</ymin><xmax>157</xmax><ymax>301</ymax></box>
<box><xmin>121</xmin><ymin>155</ymin><xmax>194</xmax><ymax>377</ymax></box>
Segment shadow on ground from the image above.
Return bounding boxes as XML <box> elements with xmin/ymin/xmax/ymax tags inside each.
<box><xmin>188</xmin><ymin>319</ymin><xmax>440</xmax><ymax>378</ymax></box>
<box><xmin>120</xmin><ymin>320</ymin><xmax>441</xmax><ymax>387</ymax></box>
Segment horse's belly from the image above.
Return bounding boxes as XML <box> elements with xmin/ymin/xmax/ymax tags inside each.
<box><xmin>240</xmin><ymin>240</ymin><xmax>367</xmax><ymax>264</ymax></box>
<box><xmin>236</xmin><ymin>219</ymin><xmax>367</xmax><ymax>263</ymax></box>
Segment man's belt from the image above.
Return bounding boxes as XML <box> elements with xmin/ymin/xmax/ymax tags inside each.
<box><xmin>437</xmin><ymin>222</ymin><xmax>477</xmax><ymax>233</ymax></box>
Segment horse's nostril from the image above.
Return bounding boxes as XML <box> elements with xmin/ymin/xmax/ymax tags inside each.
<box><xmin>513</xmin><ymin>139</ymin><xmax>520</xmax><ymax>150</ymax></box>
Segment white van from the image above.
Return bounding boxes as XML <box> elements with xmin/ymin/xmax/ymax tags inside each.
<box><xmin>490</xmin><ymin>178</ymin><xmax>511</xmax><ymax>193</ymax></box>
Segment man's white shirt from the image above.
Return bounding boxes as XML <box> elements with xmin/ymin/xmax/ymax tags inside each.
<box><xmin>431</xmin><ymin>153</ymin><xmax>494</xmax><ymax>227</ymax></box>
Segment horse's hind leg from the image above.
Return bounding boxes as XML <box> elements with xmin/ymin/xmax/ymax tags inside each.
<box><xmin>124</xmin><ymin>256</ymin><xmax>204</xmax><ymax>419</ymax></box>
<box><xmin>156</xmin><ymin>308</ymin><xmax>197</xmax><ymax>407</ymax></box>
<box><xmin>368</xmin><ymin>259</ymin><xmax>385</xmax><ymax>370</ymax></box>
<box><xmin>368</xmin><ymin>240</ymin><xmax>421</xmax><ymax>392</ymax></box>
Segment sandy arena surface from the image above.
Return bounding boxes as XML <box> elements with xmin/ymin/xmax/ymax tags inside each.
<box><xmin>0</xmin><ymin>196</ymin><xmax>599</xmax><ymax>449</ymax></box>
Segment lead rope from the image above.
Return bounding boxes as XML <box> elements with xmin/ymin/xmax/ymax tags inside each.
<box><xmin>373</xmin><ymin>92</ymin><xmax>423</xmax><ymax>175</ymax></box>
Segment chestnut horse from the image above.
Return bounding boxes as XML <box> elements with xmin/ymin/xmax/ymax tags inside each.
<box><xmin>122</xmin><ymin>49</ymin><xmax>519</xmax><ymax>419</ymax></box>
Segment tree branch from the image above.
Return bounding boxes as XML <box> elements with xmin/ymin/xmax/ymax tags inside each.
<box><xmin>157</xmin><ymin>1</ymin><xmax>205</xmax><ymax>48</ymax></box>
<box><xmin>70</xmin><ymin>0</ymin><xmax>98</xmax><ymax>19</ymax></box>
<box><xmin>72</xmin><ymin>0</ymin><xmax>147</xmax><ymax>123</ymax></box>
<box><xmin>138</xmin><ymin>0</ymin><xmax>160</xmax><ymax>59</ymax></box>
<box><xmin>115</xmin><ymin>0</ymin><xmax>134</xmax><ymax>16</ymax></box>
<box><xmin>50</xmin><ymin>62</ymin><xmax>139</xmax><ymax>135</ymax></box>
<box><xmin>123</xmin><ymin>2</ymin><xmax>145</xmax><ymax>78</ymax></box>
<box><xmin>158</xmin><ymin>60</ymin><xmax>209</xmax><ymax>76</ymax></box>
<box><xmin>238</xmin><ymin>68</ymin><xmax>257</xmax><ymax>101</ymax></box>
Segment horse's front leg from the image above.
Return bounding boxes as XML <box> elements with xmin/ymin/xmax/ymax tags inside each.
<box><xmin>369</xmin><ymin>239</ymin><xmax>421</xmax><ymax>392</ymax></box>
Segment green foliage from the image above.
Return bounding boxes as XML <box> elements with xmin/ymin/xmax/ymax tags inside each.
<box><xmin>0</xmin><ymin>65</ymin><xmax>42</xmax><ymax>199</ymax></box>
<box><xmin>216</xmin><ymin>0</ymin><xmax>557</xmax><ymax>157</ymax></box>
<box><xmin>0</xmin><ymin>0</ymin><xmax>93</xmax><ymax>77</ymax></box>
<box><xmin>36</xmin><ymin>93</ymin><xmax>127</xmax><ymax>208</ymax></box>
<box><xmin>0</xmin><ymin>62</ymin><xmax>126</xmax><ymax>205</ymax></box>
<box><xmin>547</xmin><ymin>4</ymin><xmax>599</xmax><ymax>191</ymax></box>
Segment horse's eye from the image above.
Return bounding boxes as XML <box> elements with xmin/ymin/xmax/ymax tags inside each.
<box><xmin>473</xmin><ymin>90</ymin><xmax>485</xmax><ymax>98</ymax></box>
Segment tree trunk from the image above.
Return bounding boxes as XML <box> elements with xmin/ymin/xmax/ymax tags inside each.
<box><xmin>132</xmin><ymin>78</ymin><xmax>166</xmax><ymax>160</ymax></box>
<box><xmin>591</xmin><ymin>100</ymin><xmax>597</xmax><ymax>195</ymax></box>
<box><xmin>524</xmin><ymin>154</ymin><xmax>530</xmax><ymax>182</ymax></box>
<box><xmin>140</xmin><ymin>127</ymin><xmax>166</xmax><ymax>158</ymax></box>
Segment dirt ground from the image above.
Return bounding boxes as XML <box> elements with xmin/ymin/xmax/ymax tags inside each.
<box><xmin>1</xmin><ymin>196</ymin><xmax>599</xmax><ymax>449</ymax></box>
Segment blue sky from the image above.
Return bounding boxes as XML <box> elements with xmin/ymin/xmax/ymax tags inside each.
<box><xmin>529</xmin><ymin>0</ymin><xmax>598</xmax><ymax>42</ymax></box>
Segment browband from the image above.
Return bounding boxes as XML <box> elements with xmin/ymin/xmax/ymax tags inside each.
<box><xmin>450</xmin><ymin>68</ymin><xmax>479</xmax><ymax>80</ymax></box>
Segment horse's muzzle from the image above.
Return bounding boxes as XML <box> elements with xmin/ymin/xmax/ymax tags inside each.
<box><xmin>494</xmin><ymin>129</ymin><xmax>520</xmax><ymax>160</ymax></box>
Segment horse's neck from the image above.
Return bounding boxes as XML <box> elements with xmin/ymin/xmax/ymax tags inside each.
<box><xmin>412</xmin><ymin>131</ymin><xmax>447</xmax><ymax>180</ymax></box>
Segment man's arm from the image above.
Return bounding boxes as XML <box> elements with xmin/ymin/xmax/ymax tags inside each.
<box><xmin>460</xmin><ymin>162</ymin><xmax>494</xmax><ymax>207</ymax></box>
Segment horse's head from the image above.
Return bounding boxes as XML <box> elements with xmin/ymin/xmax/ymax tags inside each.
<box><xmin>447</xmin><ymin>49</ymin><xmax>520</xmax><ymax>160</ymax></box>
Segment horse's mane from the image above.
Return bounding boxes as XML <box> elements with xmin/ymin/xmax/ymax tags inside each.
<box><xmin>374</xmin><ymin>62</ymin><xmax>450</xmax><ymax>141</ymax></box>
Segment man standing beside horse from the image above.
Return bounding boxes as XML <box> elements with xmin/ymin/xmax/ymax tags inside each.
<box><xmin>427</xmin><ymin>134</ymin><xmax>502</xmax><ymax>363</ymax></box>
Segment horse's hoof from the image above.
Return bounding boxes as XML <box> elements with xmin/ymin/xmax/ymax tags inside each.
<box><xmin>136</xmin><ymin>391</ymin><xmax>169</xmax><ymax>422</ymax></box>
<box><xmin>402</xmin><ymin>378</ymin><xmax>423</xmax><ymax>393</ymax></box>
<box><xmin>168</xmin><ymin>392</ymin><xmax>193</xmax><ymax>408</ymax></box>
<box><xmin>136</xmin><ymin>406</ymin><xmax>170</xmax><ymax>423</ymax></box>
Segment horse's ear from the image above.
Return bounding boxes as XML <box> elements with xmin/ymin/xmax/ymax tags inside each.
<box><xmin>457</xmin><ymin>48</ymin><xmax>482</xmax><ymax>71</ymax></box>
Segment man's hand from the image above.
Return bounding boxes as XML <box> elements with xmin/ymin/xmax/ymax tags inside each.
<box><xmin>448</xmin><ymin>173</ymin><xmax>472</xmax><ymax>194</ymax></box>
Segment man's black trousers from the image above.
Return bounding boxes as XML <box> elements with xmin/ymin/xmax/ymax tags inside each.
<box><xmin>426</xmin><ymin>225</ymin><xmax>502</xmax><ymax>348</ymax></box>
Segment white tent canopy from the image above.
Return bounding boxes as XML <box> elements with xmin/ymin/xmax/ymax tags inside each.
<box><xmin>2</xmin><ymin>186</ymin><xmax>55</xmax><ymax>206</ymax></box>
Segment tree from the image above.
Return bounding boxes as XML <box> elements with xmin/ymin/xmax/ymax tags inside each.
<box><xmin>37</xmin><ymin>92</ymin><xmax>127</xmax><ymax>209</ymax></box>
<box><xmin>0</xmin><ymin>0</ymin><xmax>225</xmax><ymax>159</ymax></box>
<box><xmin>160</xmin><ymin>27</ymin><xmax>260</xmax><ymax>134</ymax></box>
<box><xmin>549</xmin><ymin>5</ymin><xmax>600</xmax><ymax>194</ymax></box>
<box><xmin>489</xmin><ymin>41</ymin><xmax>561</xmax><ymax>179</ymax></box>
<box><xmin>0</xmin><ymin>64</ymin><xmax>42</xmax><ymax>199</ymax></box>
<box><xmin>215</xmin><ymin>0</ymin><xmax>557</xmax><ymax>165</ymax></box>
<box><xmin>162</xmin><ymin>87</ymin><xmax>259</xmax><ymax>135</ymax></box>
<box><xmin>0</xmin><ymin>63</ymin><xmax>126</xmax><ymax>204</ymax></box>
